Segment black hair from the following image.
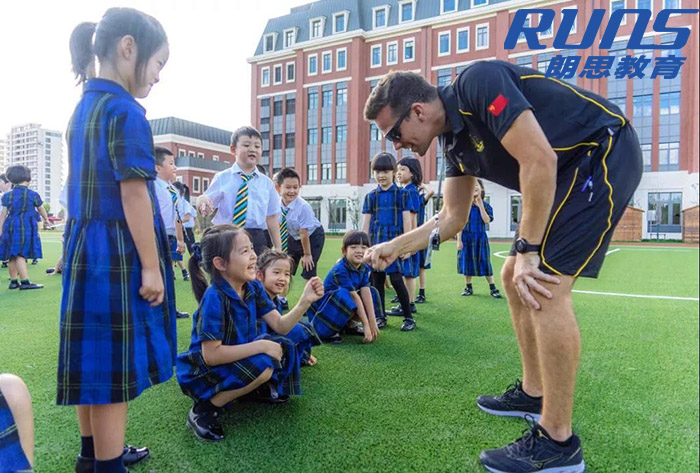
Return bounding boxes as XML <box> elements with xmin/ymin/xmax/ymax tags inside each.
<box><xmin>189</xmin><ymin>225</ymin><xmax>250</xmax><ymax>302</ymax></box>
<box><xmin>172</xmin><ymin>180</ymin><xmax>186</xmax><ymax>196</ymax></box>
<box><xmin>256</xmin><ymin>164</ymin><xmax>267</xmax><ymax>175</ymax></box>
<box><xmin>256</xmin><ymin>249</ymin><xmax>294</xmax><ymax>291</ymax></box>
<box><xmin>397</xmin><ymin>157</ymin><xmax>423</xmax><ymax>186</ymax></box>
<box><xmin>230</xmin><ymin>126</ymin><xmax>262</xmax><ymax>147</ymax></box>
<box><xmin>70</xmin><ymin>7</ymin><xmax>168</xmax><ymax>85</ymax></box>
<box><xmin>6</xmin><ymin>166</ymin><xmax>31</xmax><ymax>185</ymax></box>
<box><xmin>0</xmin><ymin>174</ymin><xmax>8</xmax><ymax>184</ymax></box>
<box><xmin>342</xmin><ymin>230</ymin><xmax>370</xmax><ymax>249</ymax></box>
<box><xmin>371</xmin><ymin>152</ymin><xmax>396</xmax><ymax>172</ymax></box>
<box><xmin>275</xmin><ymin>167</ymin><xmax>300</xmax><ymax>186</ymax></box>
<box><xmin>476</xmin><ymin>179</ymin><xmax>486</xmax><ymax>200</ymax></box>
<box><xmin>154</xmin><ymin>146</ymin><xmax>173</xmax><ymax>166</ymax></box>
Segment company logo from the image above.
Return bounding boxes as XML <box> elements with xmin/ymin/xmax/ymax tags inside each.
<box><xmin>504</xmin><ymin>8</ymin><xmax>698</xmax><ymax>80</ymax></box>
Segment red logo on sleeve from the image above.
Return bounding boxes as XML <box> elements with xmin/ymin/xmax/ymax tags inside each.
<box><xmin>488</xmin><ymin>94</ymin><xmax>509</xmax><ymax>116</ymax></box>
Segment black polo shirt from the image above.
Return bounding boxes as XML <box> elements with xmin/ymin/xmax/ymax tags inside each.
<box><xmin>439</xmin><ymin>60</ymin><xmax>628</xmax><ymax>191</ymax></box>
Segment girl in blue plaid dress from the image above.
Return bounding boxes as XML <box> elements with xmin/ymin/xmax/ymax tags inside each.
<box><xmin>58</xmin><ymin>9</ymin><xmax>174</xmax><ymax>473</ymax></box>
<box><xmin>0</xmin><ymin>374</ymin><xmax>34</xmax><ymax>473</ymax></box>
<box><xmin>0</xmin><ymin>166</ymin><xmax>48</xmax><ymax>290</ymax></box>
<box><xmin>362</xmin><ymin>153</ymin><xmax>416</xmax><ymax>332</ymax></box>
<box><xmin>457</xmin><ymin>180</ymin><xmax>502</xmax><ymax>298</ymax></box>
<box><xmin>176</xmin><ymin>225</ymin><xmax>323</xmax><ymax>442</ymax></box>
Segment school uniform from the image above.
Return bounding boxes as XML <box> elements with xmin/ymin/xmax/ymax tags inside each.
<box><xmin>206</xmin><ymin>163</ymin><xmax>280</xmax><ymax>255</ymax></box>
<box><xmin>181</xmin><ymin>198</ymin><xmax>197</xmax><ymax>255</ymax></box>
<box><xmin>271</xmin><ymin>297</ymin><xmax>319</xmax><ymax>366</ymax></box>
<box><xmin>362</xmin><ymin>183</ymin><xmax>409</xmax><ymax>275</ymax></box>
<box><xmin>0</xmin><ymin>186</ymin><xmax>43</xmax><ymax>261</ymax></box>
<box><xmin>57</xmin><ymin>78</ymin><xmax>176</xmax><ymax>406</ymax></box>
<box><xmin>417</xmin><ymin>188</ymin><xmax>431</xmax><ymax>270</ymax></box>
<box><xmin>176</xmin><ymin>279</ymin><xmax>302</xmax><ymax>400</ymax></box>
<box><xmin>0</xmin><ymin>390</ymin><xmax>33</xmax><ymax>473</ymax></box>
<box><xmin>399</xmin><ymin>183</ymin><xmax>422</xmax><ymax>279</ymax></box>
<box><xmin>458</xmin><ymin>202</ymin><xmax>494</xmax><ymax>277</ymax></box>
<box><xmin>305</xmin><ymin>258</ymin><xmax>383</xmax><ymax>338</ymax></box>
<box><xmin>154</xmin><ymin>177</ymin><xmax>183</xmax><ymax>262</ymax></box>
<box><xmin>280</xmin><ymin>197</ymin><xmax>325</xmax><ymax>279</ymax></box>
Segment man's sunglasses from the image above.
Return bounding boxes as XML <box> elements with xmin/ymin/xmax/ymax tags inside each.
<box><xmin>384</xmin><ymin>97</ymin><xmax>422</xmax><ymax>143</ymax></box>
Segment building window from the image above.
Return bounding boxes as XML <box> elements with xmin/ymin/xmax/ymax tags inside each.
<box><xmin>188</xmin><ymin>150</ymin><xmax>196</xmax><ymax>158</ymax></box>
<box><xmin>193</xmin><ymin>176</ymin><xmax>201</xmax><ymax>193</ymax></box>
<box><xmin>322</xmin><ymin>51</ymin><xmax>332</xmax><ymax>73</ymax></box>
<box><xmin>403</xmin><ymin>38</ymin><xmax>415</xmax><ymax>62</ymax></box>
<box><xmin>263</xmin><ymin>33</ymin><xmax>276</xmax><ymax>53</ymax></box>
<box><xmin>273</xmin><ymin>134</ymin><xmax>283</xmax><ymax>149</ymax></box>
<box><xmin>197</xmin><ymin>152</ymin><xmax>204</xmax><ymax>159</ymax></box>
<box><xmin>336</xmin><ymin>125</ymin><xmax>347</xmax><ymax>143</ymax></box>
<box><xmin>308</xmin><ymin>54</ymin><xmax>318</xmax><ymax>75</ymax></box>
<box><xmin>307</xmin><ymin>163</ymin><xmax>318</xmax><ymax>182</ymax></box>
<box><xmin>373</xmin><ymin>6</ymin><xmax>389</xmax><ymax>28</ymax></box>
<box><xmin>641</xmin><ymin>143</ymin><xmax>651</xmax><ymax>172</ymax></box>
<box><xmin>371</xmin><ymin>44</ymin><xmax>382</xmax><ymax>68</ymax></box>
<box><xmin>658</xmin><ymin>142</ymin><xmax>680</xmax><ymax>172</ymax></box>
<box><xmin>510</xmin><ymin>195</ymin><xmax>522</xmax><ymax>231</ymax></box>
<box><xmin>648</xmin><ymin>192</ymin><xmax>681</xmax><ymax>232</ymax></box>
<box><xmin>335</xmin><ymin>162</ymin><xmax>347</xmax><ymax>181</ymax></box>
<box><xmin>322</xmin><ymin>90</ymin><xmax>333</xmax><ymax>107</ymax></box>
<box><xmin>273</xmin><ymin>99</ymin><xmax>283</xmax><ymax>115</ymax></box>
<box><xmin>637</xmin><ymin>0</ymin><xmax>652</xmax><ymax>13</ymax></box>
<box><xmin>399</xmin><ymin>1</ymin><xmax>414</xmax><ymax>23</ymax></box>
<box><xmin>664</xmin><ymin>0</ymin><xmax>679</xmax><ymax>7</ymax></box>
<box><xmin>562</xmin><ymin>10</ymin><xmax>577</xmax><ymax>35</ymax></box>
<box><xmin>286</xmin><ymin>97</ymin><xmax>295</xmax><ymax>114</ymax></box>
<box><xmin>308</xmin><ymin>128</ymin><xmax>318</xmax><ymax>145</ymax></box>
<box><xmin>370</xmin><ymin>123</ymin><xmax>381</xmax><ymax>141</ymax></box>
<box><xmin>261</xmin><ymin>67</ymin><xmax>270</xmax><ymax>87</ymax></box>
<box><xmin>286</xmin><ymin>62</ymin><xmax>295</xmax><ymax>83</ymax></box>
<box><xmin>310</xmin><ymin>18</ymin><xmax>323</xmax><ymax>39</ymax></box>
<box><xmin>476</xmin><ymin>24</ymin><xmax>489</xmax><ymax>50</ymax></box>
<box><xmin>457</xmin><ymin>27</ymin><xmax>469</xmax><ymax>52</ymax></box>
<box><xmin>178</xmin><ymin>149</ymin><xmax>186</xmax><ymax>157</ymax></box>
<box><xmin>539</xmin><ymin>13</ymin><xmax>553</xmax><ymax>38</ymax></box>
<box><xmin>283</xmin><ymin>28</ymin><xmax>296</xmax><ymax>48</ymax></box>
<box><xmin>273</xmin><ymin>64</ymin><xmax>282</xmax><ymax>85</ymax></box>
<box><xmin>321</xmin><ymin>126</ymin><xmax>332</xmax><ymax>144</ymax></box>
<box><xmin>337</xmin><ymin>48</ymin><xmax>347</xmax><ymax>71</ymax></box>
<box><xmin>437</xmin><ymin>68</ymin><xmax>452</xmax><ymax>87</ymax></box>
<box><xmin>286</xmin><ymin>133</ymin><xmax>295</xmax><ymax>149</ymax></box>
<box><xmin>473</xmin><ymin>0</ymin><xmax>488</xmax><ymax>6</ymax></box>
<box><xmin>660</xmin><ymin>92</ymin><xmax>680</xmax><ymax>115</ymax></box>
<box><xmin>610</xmin><ymin>0</ymin><xmax>626</xmax><ymax>24</ymax></box>
<box><xmin>202</xmin><ymin>178</ymin><xmax>210</xmax><ymax>192</ymax></box>
<box><xmin>308</xmin><ymin>91</ymin><xmax>318</xmax><ymax>109</ymax></box>
<box><xmin>321</xmin><ymin>163</ymin><xmax>332</xmax><ymax>182</ymax></box>
<box><xmin>213</xmin><ymin>155</ymin><xmax>219</xmax><ymax>161</ymax></box>
<box><xmin>387</xmin><ymin>41</ymin><xmax>399</xmax><ymax>65</ymax></box>
<box><xmin>328</xmin><ymin>199</ymin><xmax>347</xmax><ymax>231</ymax></box>
<box><xmin>333</xmin><ymin>11</ymin><xmax>348</xmax><ymax>34</ymax></box>
<box><xmin>441</xmin><ymin>0</ymin><xmax>457</xmax><ymax>14</ymax></box>
<box><xmin>438</xmin><ymin>31</ymin><xmax>450</xmax><ymax>56</ymax></box>
<box><xmin>336</xmin><ymin>88</ymin><xmax>347</xmax><ymax>106</ymax></box>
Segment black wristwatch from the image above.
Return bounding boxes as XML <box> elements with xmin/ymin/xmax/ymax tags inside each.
<box><xmin>514</xmin><ymin>238</ymin><xmax>541</xmax><ymax>254</ymax></box>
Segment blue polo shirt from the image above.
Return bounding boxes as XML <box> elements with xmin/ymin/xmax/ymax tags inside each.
<box><xmin>324</xmin><ymin>257</ymin><xmax>371</xmax><ymax>293</ymax></box>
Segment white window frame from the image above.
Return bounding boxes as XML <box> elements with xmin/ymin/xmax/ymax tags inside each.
<box><xmin>283</xmin><ymin>28</ymin><xmax>297</xmax><ymax>49</ymax></box>
<box><xmin>610</xmin><ymin>0</ymin><xmax>627</xmax><ymax>26</ymax></box>
<box><xmin>539</xmin><ymin>13</ymin><xmax>553</xmax><ymax>39</ymax></box>
<box><xmin>517</xmin><ymin>14</ymin><xmax>531</xmax><ymax>44</ymax></box>
<box><xmin>456</xmin><ymin>26</ymin><xmax>470</xmax><ymax>53</ymax></box>
<box><xmin>472</xmin><ymin>0</ymin><xmax>489</xmax><ymax>7</ymax></box>
<box><xmin>372</xmin><ymin>5</ymin><xmax>390</xmax><ymax>29</ymax></box>
<box><xmin>197</xmin><ymin>152</ymin><xmax>205</xmax><ymax>159</ymax></box>
<box><xmin>440</xmin><ymin>0</ymin><xmax>458</xmax><ymax>15</ymax></box>
<box><xmin>309</xmin><ymin>17</ymin><xmax>325</xmax><ymax>39</ymax></box>
<box><xmin>273</xmin><ymin>64</ymin><xmax>283</xmax><ymax>85</ymax></box>
<box><xmin>398</xmin><ymin>0</ymin><xmax>415</xmax><ymax>23</ymax></box>
<box><xmin>437</xmin><ymin>31</ymin><xmax>451</xmax><ymax>57</ymax></box>
<box><xmin>476</xmin><ymin>23</ymin><xmax>490</xmax><ymax>50</ymax></box>
<box><xmin>213</xmin><ymin>155</ymin><xmax>219</xmax><ymax>161</ymax></box>
<box><xmin>286</xmin><ymin>61</ymin><xmax>296</xmax><ymax>83</ymax></box>
<box><xmin>261</xmin><ymin>66</ymin><xmax>270</xmax><ymax>87</ymax></box>
<box><xmin>561</xmin><ymin>10</ymin><xmax>577</xmax><ymax>35</ymax></box>
<box><xmin>178</xmin><ymin>149</ymin><xmax>186</xmax><ymax>157</ymax></box>
<box><xmin>336</xmin><ymin>47</ymin><xmax>348</xmax><ymax>71</ymax></box>
<box><xmin>193</xmin><ymin>176</ymin><xmax>201</xmax><ymax>193</ymax></box>
<box><xmin>263</xmin><ymin>33</ymin><xmax>277</xmax><ymax>53</ymax></box>
<box><xmin>370</xmin><ymin>44</ymin><xmax>382</xmax><ymax>68</ymax></box>
<box><xmin>332</xmin><ymin>11</ymin><xmax>349</xmax><ymax>34</ymax></box>
<box><xmin>188</xmin><ymin>150</ymin><xmax>196</xmax><ymax>158</ymax></box>
<box><xmin>321</xmin><ymin>51</ymin><xmax>332</xmax><ymax>74</ymax></box>
<box><xmin>636</xmin><ymin>0</ymin><xmax>653</xmax><ymax>19</ymax></box>
<box><xmin>386</xmin><ymin>40</ymin><xmax>399</xmax><ymax>65</ymax></box>
<box><xmin>202</xmin><ymin>178</ymin><xmax>210</xmax><ymax>192</ymax></box>
<box><xmin>403</xmin><ymin>37</ymin><xmax>416</xmax><ymax>63</ymax></box>
<box><xmin>308</xmin><ymin>53</ymin><xmax>318</xmax><ymax>76</ymax></box>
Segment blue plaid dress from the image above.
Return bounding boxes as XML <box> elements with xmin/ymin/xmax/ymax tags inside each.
<box><xmin>458</xmin><ymin>202</ymin><xmax>494</xmax><ymax>277</ymax></box>
<box><xmin>176</xmin><ymin>279</ymin><xmax>303</xmax><ymax>400</ymax></box>
<box><xmin>0</xmin><ymin>390</ymin><xmax>33</xmax><ymax>473</ymax></box>
<box><xmin>272</xmin><ymin>298</ymin><xmax>320</xmax><ymax>366</ymax></box>
<box><xmin>362</xmin><ymin>184</ymin><xmax>409</xmax><ymax>275</ymax></box>
<box><xmin>0</xmin><ymin>186</ymin><xmax>43</xmax><ymax>260</ymax></box>
<box><xmin>56</xmin><ymin>79</ymin><xmax>176</xmax><ymax>406</ymax></box>
<box><xmin>417</xmin><ymin>188</ymin><xmax>431</xmax><ymax>269</ymax></box>
<box><xmin>400</xmin><ymin>183</ymin><xmax>421</xmax><ymax>279</ymax></box>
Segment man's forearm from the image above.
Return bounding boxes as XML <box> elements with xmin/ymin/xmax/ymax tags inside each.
<box><xmin>518</xmin><ymin>160</ymin><xmax>556</xmax><ymax>245</ymax></box>
<box><xmin>390</xmin><ymin>207</ymin><xmax>464</xmax><ymax>256</ymax></box>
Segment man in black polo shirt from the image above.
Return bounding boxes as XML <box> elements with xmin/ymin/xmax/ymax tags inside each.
<box><xmin>363</xmin><ymin>61</ymin><xmax>642</xmax><ymax>473</ymax></box>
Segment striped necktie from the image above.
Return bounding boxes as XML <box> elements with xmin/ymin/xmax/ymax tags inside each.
<box><xmin>168</xmin><ymin>185</ymin><xmax>182</xmax><ymax>222</ymax></box>
<box><xmin>232</xmin><ymin>173</ymin><xmax>254</xmax><ymax>228</ymax></box>
<box><xmin>280</xmin><ymin>206</ymin><xmax>289</xmax><ymax>252</ymax></box>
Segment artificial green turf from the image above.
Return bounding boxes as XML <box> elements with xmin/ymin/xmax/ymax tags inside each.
<box><xmin>0</xmin><ymin>233</ymin><xmax>698</xmax><ymax>472</ymax></box>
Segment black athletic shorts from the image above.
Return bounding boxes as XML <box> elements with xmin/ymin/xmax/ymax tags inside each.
<box><xmin>509</xmin><ymin>124</ymin><xmax>643</xmax><ymax>278</ymax></box>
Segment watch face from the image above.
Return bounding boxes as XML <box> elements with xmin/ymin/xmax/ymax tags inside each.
<box><xmin>515</xmin><ymin>239</ymin><xmax>526</xmax><ymax>253</ymax></box>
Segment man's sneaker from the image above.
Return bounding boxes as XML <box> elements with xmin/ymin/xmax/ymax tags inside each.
<box><xmin>461</xmin><ymin>287</ymin><xmax>473</xmax><ymax>296</ymax></box>
<box><xmin>480</xmin><ymin>417</ymin><xmax>585</xmax><ymax>473</ymax></box>
<box><xmin>400</xmin><ymin>318</ymin><xmax>416</xmax><ymax>331</ymax></box>
<box><xmin>491</xmin><ymin>288</ymin><xmax>503</xmax><ymax>299</ymax></box>
<box><xmin>376</xmin><ymin>317</ymin><xmax>387</xmax><ymax>329</ymax></box>
<box><xmin>476</xmin><ymin>380</ymin><xmax>542</xmax><ymax>422</ymax></box>
<box><xmin>390</xmin><ymin>295</ymin><xmax>399</xmax><ymax>303</ymax></box>
<box><xmin>415</xmin><ymin>294</ymin><xmax>427</xmax><ymax>303</ymax></box>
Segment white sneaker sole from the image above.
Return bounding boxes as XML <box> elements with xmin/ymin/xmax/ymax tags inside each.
<box><xmin>482</xmin><ymin>460</ymin><xmax>585</xmax><ymax>473</ymax></box>
<box><xmin>476</xmin><ymin>402</ymin><xmax>542</xmax><ymax>422</ymax></box>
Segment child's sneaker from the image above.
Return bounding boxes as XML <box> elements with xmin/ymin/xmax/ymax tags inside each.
<box><xmin>8</xmin><ymin>280</ymin><xmax>19</xmax><ymax>290</ymax></box>
<box><xmin>400</xmin><ymin>318</ymin><xmax>416</xmax><ymax>331</ymax></box>
<box><xmin>19</xmin><ymin>281</ymin><xmax>43</xmax><ymax>290</ymax></box>
<box><xmin>415</xmin><ymin>294</ymin><xmax>427</xmax><ymax>303</ymax></box>
<box><xmin>187</xmin><ymin>404</ymin><xmax>224</xmax><ymax>442</ymax></box>
<box><xmin>491</xmin><ymin>288</ymin><xmax>503</xmax><ymax>299</ymax></box>
<box><xmin>375</xmin><ymin>317</ymin><xmax>387</xmax><ymax>329</ymax></box>
<box><xmin>390</xmin><ymin>295</ymin><xmax>399</xmax><ymax>303</ymax></box>
<box><xmin>182</xmin><ymin>269</ymin><xmax>190</xmax><ymax>281</ymax></box>
<box><xmin>344</xmin><ymin>321</ymin><xmax>365</xmax><ymax>336</ymax></box>
<box><xmin>461</xmin><ymin>286</ymin><xmax>473</xmax><ymax>296</ymax></box>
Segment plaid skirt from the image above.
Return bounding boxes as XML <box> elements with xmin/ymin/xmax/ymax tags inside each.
<box><xmin>0</xmin><ymin>391</ymin><xmax>33</xmax><ymax>473</ymax></box>
<box><xmin>458</xmin><ymin>232</ymin><xmax>493</xmax><ymax>277</ymax></box>
<box><xmin>176</xmin><ymin>333</ymin><xmax>302</xmax><ymax>400</ymax></box>
<box><xmin>306</xmin><ymin>287</ymin><xmax>383</xmax><ymax>339</ymax></box>
<box><xmin>401</xmin><ymin>252</ymin><xmax>420</xmax><ymax>278</ymax></box>
<box><xmin>0</xmin><ymin>215</ymin><xmax>42</xmax><ymax>261</ymax></box>
<box><xmin>418</xmin><ymin>248</ymin><xmax>431</xmax><ymax>270</ymax></box>
<box><xmin>277</xmin><ymin>322</ymin><xmax>321</xmax><ymax>365</ymax></box>
<box><xmin>169</xmin><ymin>235</ymin><xmax>183</xmax><ymax>262</ymax></box>
<box><xmin>56</xmin><ymin>218</ymin><xmax>177</xmax><ymax>405</ymax></box>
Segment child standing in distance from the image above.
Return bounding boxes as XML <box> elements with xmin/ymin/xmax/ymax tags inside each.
<box><xmin>415</xmin><ymin>180</ymin><xmax>435</xmax><ymax>303</ymax></box>
<box><xmin>59</xmin><ymin>10</ymin><xmax>174</xmax><ymax>473</ymax></box>
<box><xmin>173</xmin><ymin>181</ymin><xmax>198</xmax><ymax>256</ymax></box>
<box><xmin>197</xmin><ymin>127</ymin><xmax>282</xmax><ymax>256</ymax></box>
<box><xmin>457</xmin><ymin>180</ymin><xmax>502</xmax><ymax>298</ymax></box>
<box><xmin>386</xmin><ymin>158</ymin><xmax>422</xmax><ymax>315</ymax></box>
<box><xmin>0</xmin><ymin>165</ymin><xmax>48</xmax><ymax>290</ymax></box>
<box><xmin>154</xmin><ymin>147</ymin><xmax>188</xmax><ymax>282</ymax></box>
<box><xmin>362</xmin><ymin>153</ymin><xmax>415</xmax><ymax>332</ymax></box>
<box><xmin>0</xmin><ymin>174</ymin><xmax>9</xmax><ymax>270</ymax></box>
<box><xmin>176</xmin><ymin>225</ymin><xmax>323</xmax><ymax>442</ymax></box>
<box><xmin>256</xmin><ymin>250</ymin><xmax>319</xmax><ymax>366</ymax></box>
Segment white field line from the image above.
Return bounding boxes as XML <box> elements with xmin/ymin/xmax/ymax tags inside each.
<box><xmin>605</xmin><ymin>248</ymin><xmax>620</xmax><ymax>256</ymax></box>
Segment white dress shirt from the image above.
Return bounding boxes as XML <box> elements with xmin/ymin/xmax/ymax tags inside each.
<box><xmin>280</xmin><ymin>197</ymin><xmax>322</xmax><ymax>241</ymax></box>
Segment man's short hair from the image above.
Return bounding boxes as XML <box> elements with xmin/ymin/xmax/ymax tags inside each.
<box><xmin>154</xmin><ymin>146</ymin><xmax>173</xmax><ymax>166</ymax></box>
<box><xmin>230</xmin><ymin>126</ymin><xmax>262</xmax><ymax>147</ymax></box>
<box><xmin>364</xmin><ymin>71</ymin><xmax>438</xmax><ymax>121</ymax></box>
<box><xmin>275</xmin><ymin>167</ymin><xmax>300</xmax><ymax>186</ymax></box>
